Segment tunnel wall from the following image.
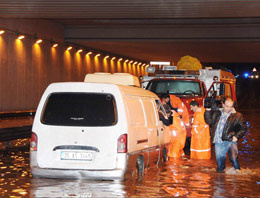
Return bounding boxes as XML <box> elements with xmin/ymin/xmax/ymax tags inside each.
<box><xmin>0</xmin><ymin>19</ymin><xmax>145</xmax><ymax>112</ymax></box>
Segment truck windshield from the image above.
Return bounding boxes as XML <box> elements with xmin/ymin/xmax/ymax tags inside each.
<box><xmin>41</xmin><ymin>93</ymin><xmax>117</xmax><ymax>126</ymax></box>
<box><xmin>146</xmin><ymin>80</ymin><xmax>201</xmax><ymax>96</ymax></box>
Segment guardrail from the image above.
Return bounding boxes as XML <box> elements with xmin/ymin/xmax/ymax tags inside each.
<box><xmin>0</xmin><ymin>110</ymin><xmax>35</xmax><ymax>118</ymax></box>
<box><xmin>0</xmin><ymin>111</ymin><xmax>35</xmax><ymax>145</ymax></box>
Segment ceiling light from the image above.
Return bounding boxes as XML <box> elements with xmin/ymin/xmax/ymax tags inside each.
<box><xmin>0</xmin><ymin>30</ymin><xmax>5</xmax><ymax>35</ymax></box>
<box><xmin>86</xmin><ymin>52</ymin><xmax>92</xmax><ymax>56</ymax></box>
<box><xmin>124</xmin><ymin>59</ymin><xmax>129</xmax><ymax>63</ymax></box>
<box><xmin>111</xmin><ymin>57</ymin><xmax>116</xmax><ymax>61</ymax></box>
<box><xmin>129</xmin><ymin>61</ymin><xmax>133</xmax><ymax>64</ymax></box>
<box><xmin>36</xmin><ymin>39</ymin><xmax>42</xmax><ymax>44</ymax></box>
<box><xmin>52</xmin><ymin>43</ymin><xmax>58</xmax><ymax>48</ymax></box>
<box><xmin>77</xmin><ymin>49</ymin><xmax>83</xmax><ymax>53</ymax></box>
<box><xmin>17</xmin><ymin>35</ymin><xmax>25</xmax><ymax>40</ymax></box>
<box><xmin>95</xmin><ymin>54</ymin><xmax>101</xmax><ymax>57</ymax></box>
<box><xmin>66</xmin><ymin>46</ymin><xmax>72</xmax><ymax>51</ymax></box>
<box><xmin>104</xmin><ymin>55</ymin><xmax>109</xmax><ymax>59</ymax></box>
<box><xmin>118</xmin><ymin>58</ymin><xmax>123</xmax><ymax>62</ymax></box>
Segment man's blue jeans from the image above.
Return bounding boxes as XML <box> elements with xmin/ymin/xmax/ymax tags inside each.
<box><xmin>215</xmin><ymin>141</ymin><xmax>240</xmax><ymax>172</ymax></box>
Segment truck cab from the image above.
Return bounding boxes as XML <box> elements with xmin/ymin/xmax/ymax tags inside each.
<box><xmin>142</xmin><ymin>66</ymin><xmax>237</xmax><ymax>138</ymax></box>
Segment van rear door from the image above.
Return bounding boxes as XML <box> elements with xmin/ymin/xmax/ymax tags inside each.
<box><xmin>36</xmin><ymin>92</ymin><xmax>119</xmax><ymax>170</ymax></box>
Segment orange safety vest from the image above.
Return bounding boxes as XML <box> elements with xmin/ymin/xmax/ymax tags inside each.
<box><xmin>190</xmin><ymin>107</ymin><xmax>211</xmax><ymax>159</ymax></box>
<box><xmin>169</xmin><ymin>94</ymin><xmax>190</xmax><ymax>126</ymax></box>
<box><xmin>168</xmin><ymin>112</ymin><xmax>187</xmax><ymax>158</ymax></box>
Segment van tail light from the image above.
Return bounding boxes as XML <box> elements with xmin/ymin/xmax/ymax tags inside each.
<box><xmin>117</xmin><ymin>134</ymin><xmax>127</xmax><ymax>153</ymax></box>
<box><xmin>30</xmin><ymin>132</ymin><xmax>38</xmax><ymax>151</ymax></box>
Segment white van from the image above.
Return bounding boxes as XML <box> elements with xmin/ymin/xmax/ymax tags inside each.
<box><xmin>30</xmin><ymin>73</ymin><xmax>171</xmax><ymax>180</ymax></box>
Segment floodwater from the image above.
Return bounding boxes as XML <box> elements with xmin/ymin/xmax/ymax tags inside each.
<box><xmin>0</xmin><ymin>109</ymin><xmax>260</xmax><ymax>197</ymax></box>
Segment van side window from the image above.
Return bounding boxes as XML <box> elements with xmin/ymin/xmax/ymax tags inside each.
<box><xmin>155</xmin><ymin>99</ymin><xmax>170</xmax><ymax>126</ymax></box>
<box><xmin>41</xmin><ymin>93</ymin><xmax>117</xmax><ymax>126</ymax></box>
<box><xmin>125</xmin><ymin>98</ymin><xmax>145</xmax><ymax>126</ymax></box>
<box><xmin>155</xmin><ymin>100</ymin><xmax>167</xmax><ymax>116</ymax></box>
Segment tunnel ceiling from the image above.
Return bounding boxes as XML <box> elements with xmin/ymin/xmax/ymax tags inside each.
<box><xmin>1</xmin><ymin>0</ymin><xmax>260</xmax><ymax>64</ymax></box>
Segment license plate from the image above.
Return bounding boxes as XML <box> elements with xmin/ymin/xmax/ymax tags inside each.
<box><xmin>60</xmin><ymin>151</ymin><xmax>93</xmax><ymax>161</ymax></box>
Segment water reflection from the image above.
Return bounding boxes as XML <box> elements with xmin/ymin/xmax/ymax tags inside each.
<box><xmin>30</xmin><ymin>179</ymin><xmax>125</xmax><ymax>197</ymax></box>
<box><xmin>0</xmin><ymin>110</ymin><xmax>260</xmax><ymax>197</ymax></box>
<box><xmin>0</xmin><ymin>139</ymin><xmax>31</xmax><ymax>198</ymax></box>
<box><xmin>159</xmin><ymin>158</ymin><xmax>215</xmax><ymax>197</ymax></box>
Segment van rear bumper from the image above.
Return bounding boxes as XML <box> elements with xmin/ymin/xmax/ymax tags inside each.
<box><xmin>31</xmin><ymin>167</ymin><xmax>125</xmax><ymax>180</ymax></box>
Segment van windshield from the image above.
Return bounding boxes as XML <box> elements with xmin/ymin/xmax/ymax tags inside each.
<box><xmin>146</xmin><ymin>80</ymin><xmax>201</xmax><ymax>96</ymax></box>
<box><xmin>41</xmin><ymin>93</ymin><xmax>117</xmax><ymax>126</ymax></box>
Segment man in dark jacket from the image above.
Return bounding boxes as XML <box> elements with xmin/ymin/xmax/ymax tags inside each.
<box><xmin>204</xmin><ymin>97</ymin><xmax>247</xmax><ymax>173</ymax></box>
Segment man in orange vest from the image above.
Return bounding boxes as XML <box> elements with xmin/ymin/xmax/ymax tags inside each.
<box><xmin>168</xmin><ymin>110</ymin><xmax>187</xmax><ymax>158</ymax></box>
<box><xmin>190</xmin><ymin>100</ymin><xmax>211</xmax><ymax>159</ymax></box>
<box><xmin>162</xmin><ymin>94</ymin><xmax>186</xmax><ymax>158</ymax></box>
<box><xmin>169</xmin><ymin>94</ymin><xmax>190</xmax><ymax>127</ymax></box>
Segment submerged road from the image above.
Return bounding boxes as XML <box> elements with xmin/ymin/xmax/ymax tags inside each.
<box><xmin>0</xmin><ymin>109</ymin><xmax>260</xmax><ymax>197</ymax></box>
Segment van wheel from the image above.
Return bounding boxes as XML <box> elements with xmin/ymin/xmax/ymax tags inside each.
<box><xmin>136</xmin><ymin>155</ymin><xmax>144</xmax><ymax>177</ymax></box>
<box><xmin>162</xmin><ymin>147</ymin><xmax>167</xmax><ymax>162</ymax></box>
